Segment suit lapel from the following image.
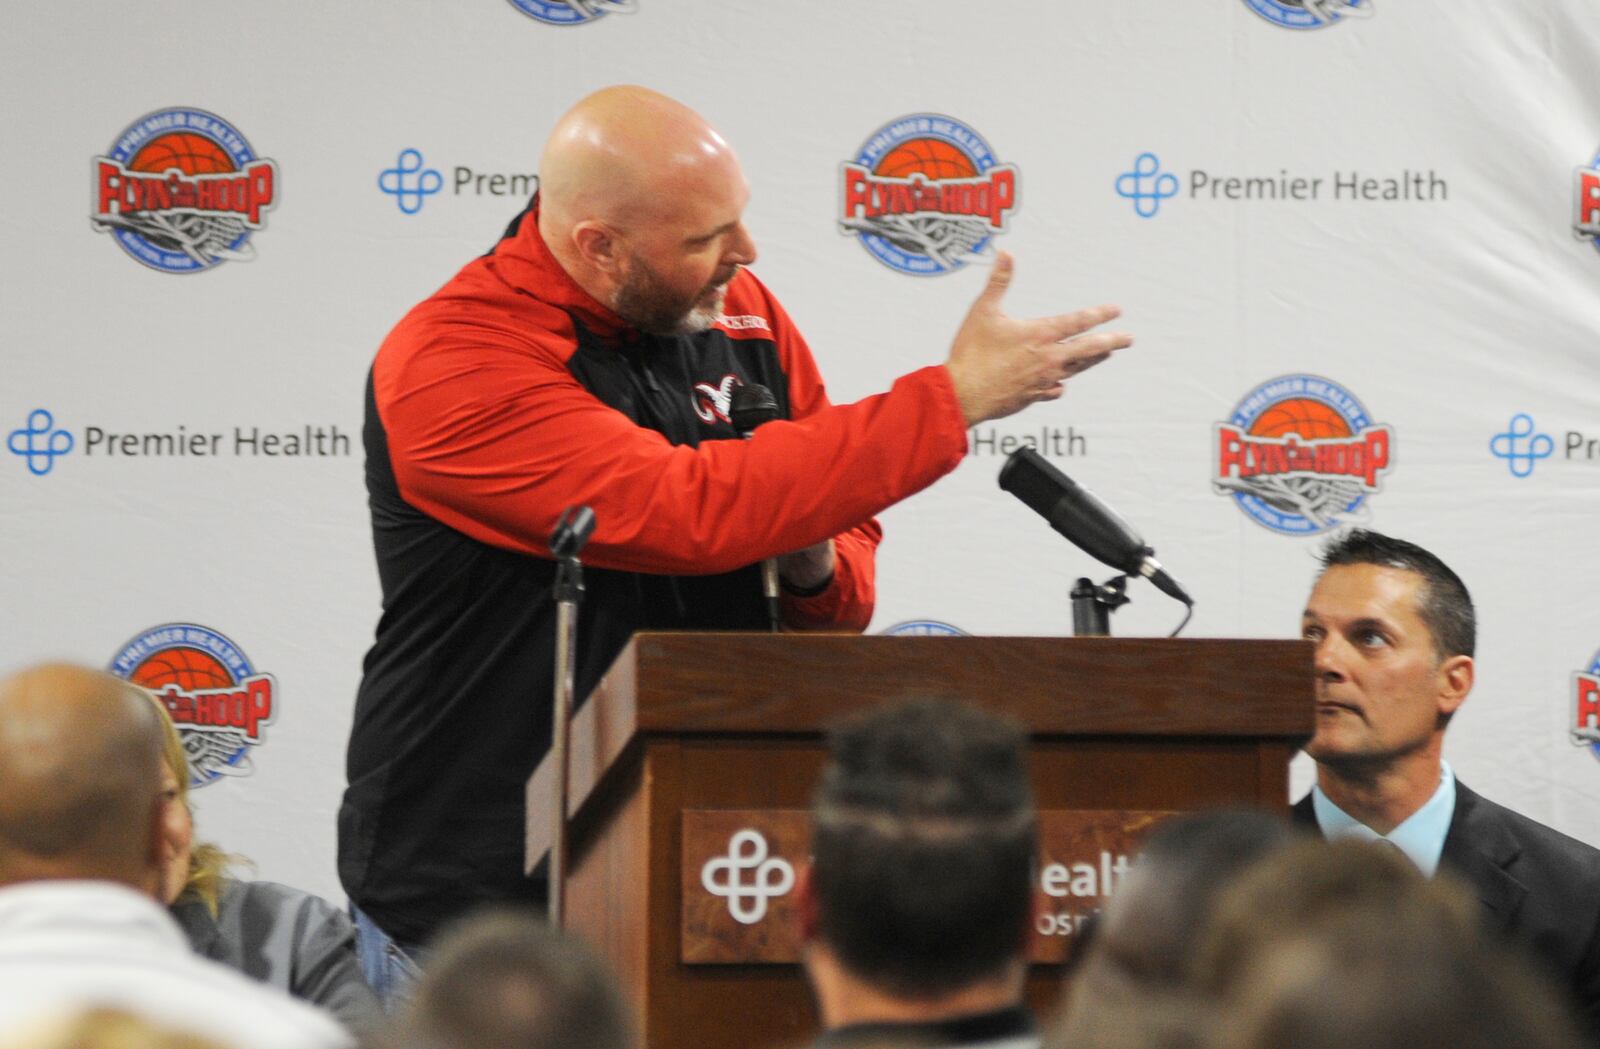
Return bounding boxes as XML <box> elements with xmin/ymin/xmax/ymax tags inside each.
<box><xmin>1440</xmin><ymin>781</ymin><xmax>1526</xmax><ymax>931</ymax></box>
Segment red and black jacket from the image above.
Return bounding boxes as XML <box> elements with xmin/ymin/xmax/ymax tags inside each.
<box><xmin>340</xmin><ymin>201</ymin><xmax>967</xmax><ymax>944</ymax></box>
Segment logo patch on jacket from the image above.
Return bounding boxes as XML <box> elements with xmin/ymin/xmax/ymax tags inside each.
<box><xmin>694</xmin><ymin>375</ymin><xmax>741</xmax><ymax>425</ymax></box>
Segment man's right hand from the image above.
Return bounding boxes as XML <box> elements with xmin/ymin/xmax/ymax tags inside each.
<box><xmin>944</xmin><ymin>252</ymin><xmax>1133</xmax><ymax>426</ymax></box>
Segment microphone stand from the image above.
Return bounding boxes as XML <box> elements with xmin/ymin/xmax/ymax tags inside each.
<box><xmin>729</xmin><ymin>383</ymin><xmax>783</xmax><ymax>633</ymax></box>
<box><xmin>1070</xmin><ymin>575</ymin><xmax>1129</xmax><ymax>637</ymax></box>
<box><xmin>547</xmin><ymin>505</ymin><xmax>594</xmax><ymax>926</ymax></box>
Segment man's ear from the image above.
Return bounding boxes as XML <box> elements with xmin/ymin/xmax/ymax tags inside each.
<box><xmin>571</xmin><ymin>221</ymin><xmax>623</xmax><ymax>275</ymax></box>
<box><xmin>795</xmin><ymin>861</ymin><xmax>820</xmax><ymax>944</ymax></box>
<box><xmin>1437</xmin><ymin>654</ymin><xmax>1474</xmax><ymax>719</ymax></box>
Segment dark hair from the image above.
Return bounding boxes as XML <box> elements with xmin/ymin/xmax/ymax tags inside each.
<box><xmin>1318</xmin><ymin>529</ymin><xmax>1475</xmax><ymax>660</ymax></box>
<box><xmin>1214</xmin><ymin>897</ymin><xmax>1585</xmax><ymax>1049</ymax></box>
<box><xmin>811</xmin><ymin>698</ymin><xmax>1037</xmax><ymax>999</ymax></box>
<box><xmin>397</xmin><ymin>908</ymin><xmax>631</xmax><ymax>1049</ymax></box>
<box><xmin>1093</xmin><ymin>809</ymin><xmax>1296</xmax><ymax>986</ymax></box>
<box><xmin>1192</xmin><ymin>839</ymin><xmax>1479</xmax><ymax>997</ymax></box>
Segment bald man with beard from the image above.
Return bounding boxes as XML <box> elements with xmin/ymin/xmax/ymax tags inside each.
<box><xmin>0</xmin><ymin>664</ymin><xmax>348</xmax><ymax>1049</ymax></box>
<box><xmin>341</xmin><ymin>86</ymin><xmax>1132</xmax><ymax>999</ymax></box>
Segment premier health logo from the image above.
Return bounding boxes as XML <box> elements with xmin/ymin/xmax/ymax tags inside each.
<box><xmin>1115</xmin><ymin>153</ymin><xmax>1179</xmax><ymax>219</ymax></box>
<box><xmin>1116</xmin><ymin>153</ymin><xmax>1446</xmax><ymax>218</ymax></box>
<box><xmin>376</xmin><ymin>148</ymin><xmax>537</xmax><ymax>214</ymax></box>
<box><xmin>7</xmin><ymin>409</ymin><xmax>74</xmax><ymax>476</ymax></box>
<box><xmin>1489</xmin><ymin>414</ymin><xmax>1554</xmax><ymax>478</ymax></box>
<box><xmin>378</xmin><ymin>149</ymin><xmax>443</xmax><ymax>214</ymax></box>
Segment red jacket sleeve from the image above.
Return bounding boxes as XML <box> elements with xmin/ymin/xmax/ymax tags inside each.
<box><xmin>374</xmin><ymin>271</ymin><xmax>967</xmax><ymax>596</ymax></box>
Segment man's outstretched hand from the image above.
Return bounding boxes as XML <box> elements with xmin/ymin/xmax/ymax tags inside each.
<box><xmin>945</xmin><ymin>252</ymin><xmax>1133</xmax><ymax>427</ymax></box>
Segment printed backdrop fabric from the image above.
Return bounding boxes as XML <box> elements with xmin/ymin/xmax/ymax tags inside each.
<box><xmin>2</xmin><ymin>1</ymin><xmax>1596</xmax><ymax>903</ymax></box>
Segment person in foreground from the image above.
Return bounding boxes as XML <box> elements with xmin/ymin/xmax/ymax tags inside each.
<box><xmin>1195</xmin><ymin>838</ymin><xmax>1588</xmax><ymax>1049</ymax></box>
<box><xmin>1292</xmin><ymin>529</ymin><xmax>1600</xmax><ymax>1034</ymax></box>
<box><xmin>0</xmin><ymin>663</ymin><xmax>349</xmax><ymax>1049</ymax></box>
<box><xmin>798</xmin><ymin>699</ymin><xmax>1040</xmax><ymax>1049</ymax></box>
<box><xmin>388</xmin><ymin>907</ymin><xmax>631</xmax><ymax>1049</ymax></box>
<box><xmin>342</xmin><ymin>81</ymin><xmax>1132</xmax><ymax>993</ymax></box>
<box><xmin>1051</xmin><ymin>809</ymin><xmax>1294</xmax><ymax>1049</ymax></box>
<box><xmin>144</xmin><ymin>695</ymin><xmax>381</xmax><ymax>1032</ymax></box>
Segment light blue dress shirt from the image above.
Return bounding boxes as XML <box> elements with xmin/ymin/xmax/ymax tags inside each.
<box><xmin>1311</xmin><ymin>761</ymin><xmax>1457</xmax><ymax>877</ymax></box>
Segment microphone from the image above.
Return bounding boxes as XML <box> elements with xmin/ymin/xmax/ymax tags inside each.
<box><xmin>998</xmin><ymin>448</ymin><xmax>1192</xmax><ymax>606</ymax></box>
<box><xmin>729</xmin><ymin>383</ymin><xmax>783</xmax><ymax>632</ymax></box>
<box><xmin>549</xmin><ymin>505</ymin><xmax>595</xmax><ymax>560</ymax></box>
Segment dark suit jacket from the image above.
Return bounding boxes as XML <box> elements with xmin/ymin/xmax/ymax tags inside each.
<box><xmin>1293</xmin><ymin>780</ymin><xmax>1600</xmax><ymax>1035</ymax></box>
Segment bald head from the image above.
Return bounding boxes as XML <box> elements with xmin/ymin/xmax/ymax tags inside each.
<box><xmin>536</xmin><ymin>87</ymin><xmax>758</xmax><ymax>334</ymax></box>
<box><xmin>0</xmin><ymin>664</ymin><xmax>166</xmax><ymax>891</ymax></box>
<box><xmin>539</xmin><ymin>85</ymin><xmax>741</xmax><ymax>231</ymax></box>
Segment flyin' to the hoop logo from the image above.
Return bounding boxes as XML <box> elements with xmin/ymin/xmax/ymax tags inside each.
<box><xmin>92</xmin><ymin>108</ymin><xmax>278</xmax><ymax>274</ymax></box>
<box><xmin>1573</xmin><ymin>649</ymin><xmax>1600</xmax><ymax>764</ymax></box>
<box><xmin>1574</xmin><ymin>148</ymin><xmax>1600</xmax><ymax>257</ymax></box>
<box><xmin>1242</xmin><ymin>0</ymin><xmax>1373</xmax><ymax>30</ymax></box>
<box><xmin>1214</xmin><ymin>375</ymin><xmax>1395</xmax><ymax>536</ymax></box>
<box><xmin>839</xmin><ymin>114</ymin><xmax>1019</xmax><ymax>276</ymax></box>
<box><xmin>108</xmin><ymin>623</ymin><xmax>278</xmax><ymax>787</ymax></box>
<box><xmin>508</xmin><ymin>0</ymin><xmax>636</xmax><ymax>25</ymax></box>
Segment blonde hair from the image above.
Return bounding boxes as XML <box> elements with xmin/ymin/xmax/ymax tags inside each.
<box><xmin>146</xmin><ymin>693</ymin><xmax>239</xmax><ymax>917</ymax></box>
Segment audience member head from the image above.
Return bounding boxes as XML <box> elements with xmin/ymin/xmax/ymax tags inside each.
<box><xmin>0</xmin><ymin>664</ymin><xmax>168</xmax><ymax>895</ymax></box>
<box><xmin>144</xmin><ymin>696</ymin><xmax>233</xmax><ymax>912</ymax></box>
<box><xmin>395</xmin><ymin>908</ymin><xmax>632</xmax><ymax>1049</ymax></box>
<box><xmin>800</xmin><ymin>698</ymin><xmax>1037</xmax><ymax>1020</ymax></box>
<box><xmin>1191</xmin><ymin>837</ymin><xmax>1478</xmax><ymax>997</ymax></box>
<box><xmin>1212</xmin><ymin>902</ymin><xmax>1585</xmax><ymax>1049</ymax></box>
<box><xmin>1092</xmin><ymin>808</ymin><xmax>1296</xmax><ymax>987</ymax></box>
<box><xmin>537</xmin><ymin>86</ymin><xmax>757</xmax><ymax>336</ymax></box>
<box><xmin>1050</xmin><ymin>810</ymin><xmax>1294</xmax><ymax>1049</ymax></box>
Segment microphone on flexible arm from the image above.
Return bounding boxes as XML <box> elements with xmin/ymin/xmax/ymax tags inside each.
<box><xmin>998</xmin><ymin>447</ymin><xmax>1193</xmax><ymax>636</ymax></box>
<box><xmin>729</xmin><ymin>382</ymin><xmax>783</xmax><ymax>633</ymax></box>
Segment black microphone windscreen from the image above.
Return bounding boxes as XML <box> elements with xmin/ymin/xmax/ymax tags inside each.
<box><xmin>999</xmin><ymin>448</ymin><xmax>1147</xmax><ymax>574</ymax></box>
<box><xmin>729</xmin><ymin>383</ymin><xmax>780</xmax><ymax>435</ymax></box>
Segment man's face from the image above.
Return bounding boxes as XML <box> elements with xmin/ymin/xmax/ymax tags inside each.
<box><xmin>1300</xmin><ymin>563</ymin><xmax>1467</xmax><ymax>769</ymax></box>
<box><xmin>609</xmin><ymin>167</ymin><xmax>757</xmax><ymax>336</ymax></box>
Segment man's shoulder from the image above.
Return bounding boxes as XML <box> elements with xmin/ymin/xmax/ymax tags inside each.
<box><xmin>0</xmin><ymin>932</ymin><xmax>350</xmax><ymax>1049</ymax></box>
<box><xmin>1452</xmin><ymin>781</ymin><xmax>1600</xmax><ymax>882</ymax></box>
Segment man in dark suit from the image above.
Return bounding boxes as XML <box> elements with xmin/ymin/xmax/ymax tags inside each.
<box><xmin>1291</xmin><ymin>529</ymin><xmax>1600</xmax><ymax>1035</ymax></box>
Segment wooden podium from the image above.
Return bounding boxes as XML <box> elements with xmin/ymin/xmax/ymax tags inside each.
<box><xmin>527</xmin><ymin>633</ymin><xmax>1311</xmax><ymax>1049</ymax></box>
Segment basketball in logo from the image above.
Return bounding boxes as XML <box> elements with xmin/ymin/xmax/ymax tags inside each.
<box><xmin>508</xmin><ymin>0</ymin><xmax>636</xmax><ymax>25</ymax></box>
<box><xmin>1214</xmin><ymin>375</ymin><xmax>1395</xmax><ymax>536</ymax></box>
<box><xmin>108</xmin><ymin>623</ymin><xmax>277</xmax><ymax>786</ymax></box>
<box><xmin>92</xmin><ymin>107</ymin><xmax>278</xmax><ymax>273</ymax></box>
<box><xmin>839</xmin><ymin>114</ymin><xmax>1020</xmax><ymax>275</ymax></box>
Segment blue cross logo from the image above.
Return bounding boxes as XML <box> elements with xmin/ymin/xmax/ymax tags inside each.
<box><xmin>1489</xmin><ymin>413</ymin><xmax>1554</xmax><ymax>478</ymax></box>
<box><xmin>7</xmin><ymin>409</ymin><xmax>74</xmax><ymax>476</ymax></box>
<box><xmin>378</xmin><ymin>149</ymin><xmax>443</xmax><ymax>215</ymax></box>
<box><xmin>1116</xmin><ymin>153</ymin><xmax>1179</xmax><ymax>219</ymax></box>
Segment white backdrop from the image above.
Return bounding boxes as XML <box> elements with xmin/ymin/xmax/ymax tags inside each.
<box><xmin>2</xmin><ymin>0</ymin><xmax>1597</xmax><ymax>904</ymax></box>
